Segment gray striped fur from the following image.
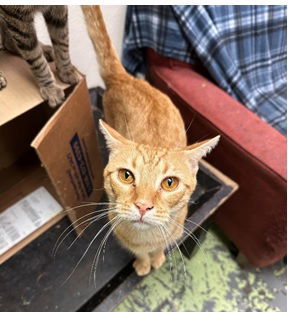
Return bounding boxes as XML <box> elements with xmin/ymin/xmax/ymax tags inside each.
<box><xmin>0</xmin><ymin>5</ymin><xmax>79</xmax><ymax>107</ymax></box>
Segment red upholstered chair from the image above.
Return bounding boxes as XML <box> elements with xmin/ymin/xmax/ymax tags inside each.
<box><xmin>145</xmin><ymin>48</ymin><xmax>286</xmax><ymax>268</ymax></box>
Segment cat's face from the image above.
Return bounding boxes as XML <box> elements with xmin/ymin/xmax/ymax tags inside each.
<box><xmin>104</xmin><ymin>144</ymin><xmax>196</xmax><ymax>229</ymax></box>
<box><xmin>100</xmin><ymin>120</ymin><xmax>219</xmax><ymax>230</ymax></box>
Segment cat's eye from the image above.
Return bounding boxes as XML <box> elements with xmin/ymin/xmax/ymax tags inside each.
<box><xmin>161</xmin><ymin>177</ymin><xmax>179</xmax><ymax>191</ymax></box>
<box><xmin>118</xmin><ymin>169</ymin><xmax>135</xmax><ymax>184</ymax></box>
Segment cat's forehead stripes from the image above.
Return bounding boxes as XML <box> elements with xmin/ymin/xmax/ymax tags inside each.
<box><xmin>131</xmin><ymin>157</ymin><xmax>137</xmax><ymax>169</ymax></box>
<box><xmin>125</xmin><ymin>145</ymin><xmax>181</xmax><ymax>179</ymax></box>
<box><xmin>162</xmin><ymin>162</ymin><xmax>169</xmax><ymax>175</ymax></box>
<box><xmin>135</xmin><ymin>144</ymin><xmax>169</xmax><ymax>166</ymax></box>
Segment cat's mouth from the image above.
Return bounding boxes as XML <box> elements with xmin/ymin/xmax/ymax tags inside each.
<box><xmin>130</xmin><ymin>219</ymin><xmax>152</xmax><ymax>227</ymax></box>
<box><xmin>131</xmin><ymin>219</ymin><xmax>149</xmax><ymax>224</ymax></box>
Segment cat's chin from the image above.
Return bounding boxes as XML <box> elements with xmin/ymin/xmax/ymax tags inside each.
<box><xmin>130</xmin><ymin>220</ymin><xmax>152</xmax><ymax>230</ymax></box>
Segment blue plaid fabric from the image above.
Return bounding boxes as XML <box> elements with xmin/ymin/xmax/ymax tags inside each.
<box><xmin>123</xmin><ymin>5</ymin><xmax>287</xmax><ymax>135</ymax></box>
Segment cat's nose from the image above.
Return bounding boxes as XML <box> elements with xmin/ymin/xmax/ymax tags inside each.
<box><xmin>134</xmin><ymin>201</ymin><xmax>154</xmax><ymax>216</ymax></box>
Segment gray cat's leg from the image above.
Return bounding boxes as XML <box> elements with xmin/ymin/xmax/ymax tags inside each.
<box><xmin>0</xmin><ymin>36</ymin><xmax>53</xmax><ymax>92</ymax></box>
<box><xmin>3</xmin><ymin>15</ymin><xmax>65</xmax><ymax>107</ymax></box>
<box><xmin>1</xmin><ymin>23</ymin><xmax>54</xmax><ymax>63</ymax></box>
<box><xmin>40</xmin><ymin>42</ymin><xmax>54</xmax><ymax>62</ymax></box>
<box><xmin>44</xmin><ymin>6</ymin><xmax>80</xmax><ymax>85</ymax></box>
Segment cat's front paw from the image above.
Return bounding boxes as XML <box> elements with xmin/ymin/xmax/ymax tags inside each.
<box><xmin>0</xmin><ymin>72</ymin><xmax>7</xmax><ymax>90</ymax></box>
<box><xmin>57</xmin><ymin>66</ymin><xmax>80</xmax><ymax>85</ymax></box>
<box><xmin>40</xmin><ymin>85</ymin><xmax>65</xmax><ymax>108</ymax></box>
<box><xmin>133</xmin><ymin>258</ymin><xmax>151</xmax><ymax>276</ymax></box>
<box><xmin>151</xmin><ymin>252</ymin><xmax>166</xmax><ymax>270</ymax></box>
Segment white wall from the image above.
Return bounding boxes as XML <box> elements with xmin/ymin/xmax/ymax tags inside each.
<box><xmin>34</xmin><ymin>5</ymin><xmax>127</xmax><ymax>89</ymax></box>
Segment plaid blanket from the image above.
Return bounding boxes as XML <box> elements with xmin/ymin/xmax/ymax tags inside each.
<box><xmin>123</xmin><ymin>5</ymin><xmax>287</xmax><ymax>135</ymax></box>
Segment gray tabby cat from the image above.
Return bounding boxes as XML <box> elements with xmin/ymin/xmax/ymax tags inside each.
<box><xmin>0</xmin><ymin>5</ymin><xmax>79</xmax><ymax>107</ymax></box>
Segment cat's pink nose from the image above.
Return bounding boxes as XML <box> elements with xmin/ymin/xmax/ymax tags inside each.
<box><xmin>135</xmin><ymin>202</ymin><xmax>154</xmax><ymax>216</ymax></box>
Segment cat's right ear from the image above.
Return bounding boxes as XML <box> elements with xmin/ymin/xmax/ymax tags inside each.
<box><xmin>99</xmin><ymin>119</ymin><xmax>130</xmax><ymax>150</ymax></box>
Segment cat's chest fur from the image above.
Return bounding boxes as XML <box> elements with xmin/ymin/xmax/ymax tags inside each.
<box><xmin>110</xmin><ymin>212</ymin><xmax>184</xmax><ymax>254</ymax></box>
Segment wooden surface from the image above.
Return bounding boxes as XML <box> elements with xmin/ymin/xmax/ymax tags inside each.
<box><xmin>0</xmin><ymin>50</ymin><xmax>68</xmax><ymax>127</ymax></box>
<box><xmin>0</xmin><ymin>161</ymin><xmax>237</xmax><ymax>312</ymax></box>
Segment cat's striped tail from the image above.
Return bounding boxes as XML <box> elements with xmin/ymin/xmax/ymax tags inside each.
<box><xmin>81</xmin><ymin>5</ymin><xmax>126</xmax><ymax>85</ymax></box>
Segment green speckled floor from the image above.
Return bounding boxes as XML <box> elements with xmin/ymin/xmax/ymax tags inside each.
<box><xmin>113</xmin><ymin>227</ymin><xmax>287</xmax><ymax>312</ymax></box>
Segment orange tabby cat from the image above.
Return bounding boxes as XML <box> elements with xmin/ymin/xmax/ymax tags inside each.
<box><xmin>82</xmin><ymin>6</ymin><xmax>220</xmax><ymax>276</ymax></box>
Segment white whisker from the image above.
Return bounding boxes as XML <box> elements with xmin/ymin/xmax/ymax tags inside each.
<box><xmin>184</xmin><ymin>217</ymin><xmax>209</xmax><ymax>234</ymax></box>
<box><xmin>62</xmin><ymin>202</ymin><xmax>116</xmax><ymax>214</ymax></box>
<box><xmin>91</xmin><ymin>218</ymin><xmax>123</xmax><ymax>288</ymax></box>
<box><xmin>169</xmin><ymin>217</ymin><xmax>209</xmax><ymax>267</ymax></box>
<box><xmin>62</xmin><ymin>216</ymin><xmax>119</xmax><ymax>286</ymax></box>
<box><xmin>157</xmin><ymin>225</ymin><xmax>175</xmax><ymax>281</ymax></box>
<box><xmin>185</xmin><ymin>115</ymin><xmax>195</xmax><ymax>135</ymax></box>
<box><xmin>162</xmin><ymin>224</ymin><xmax>187</xmax><ymax>281</ymax></box>
<box><xmin>67</xmin><ymin>211</ymin><xmax>112</xmax><ymax>250</ymax></box>
<box><xmin>52</xmin><ymin>207</ymin><xmax>116</xmax><ymax>258</ymax></box>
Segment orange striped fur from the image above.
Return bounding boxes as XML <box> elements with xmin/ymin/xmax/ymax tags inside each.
<box><xmin>82</xmin><ymin>5</ymin><xmax>220</xmax><ymax>276</ymax></box>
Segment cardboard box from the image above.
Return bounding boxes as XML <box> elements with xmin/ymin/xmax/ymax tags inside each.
<box><xmin>0</xmin><ymin>51</ymin><xmax>104</xmax><ymax>264</ymax></box>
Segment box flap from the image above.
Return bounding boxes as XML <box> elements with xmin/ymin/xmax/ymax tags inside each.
<box><xmin>0</xmin><ymin>50</ymin><xmax>68</xmax><ymax>126</ymax></box>
<box><xmin>31</xmin><ymin>78</ymin><xmax>104</xmax><ymax>231</ymax></box>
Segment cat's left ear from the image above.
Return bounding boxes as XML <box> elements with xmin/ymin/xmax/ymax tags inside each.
<box><xmin>99</xmin><ymin>119</ymin><xmax>131</xmax><ymax>150</ymax></box>
<box><xmin>184</xmin><ymin>135</ymin><xmax>220</xmax><ymax>164</ymax></box>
